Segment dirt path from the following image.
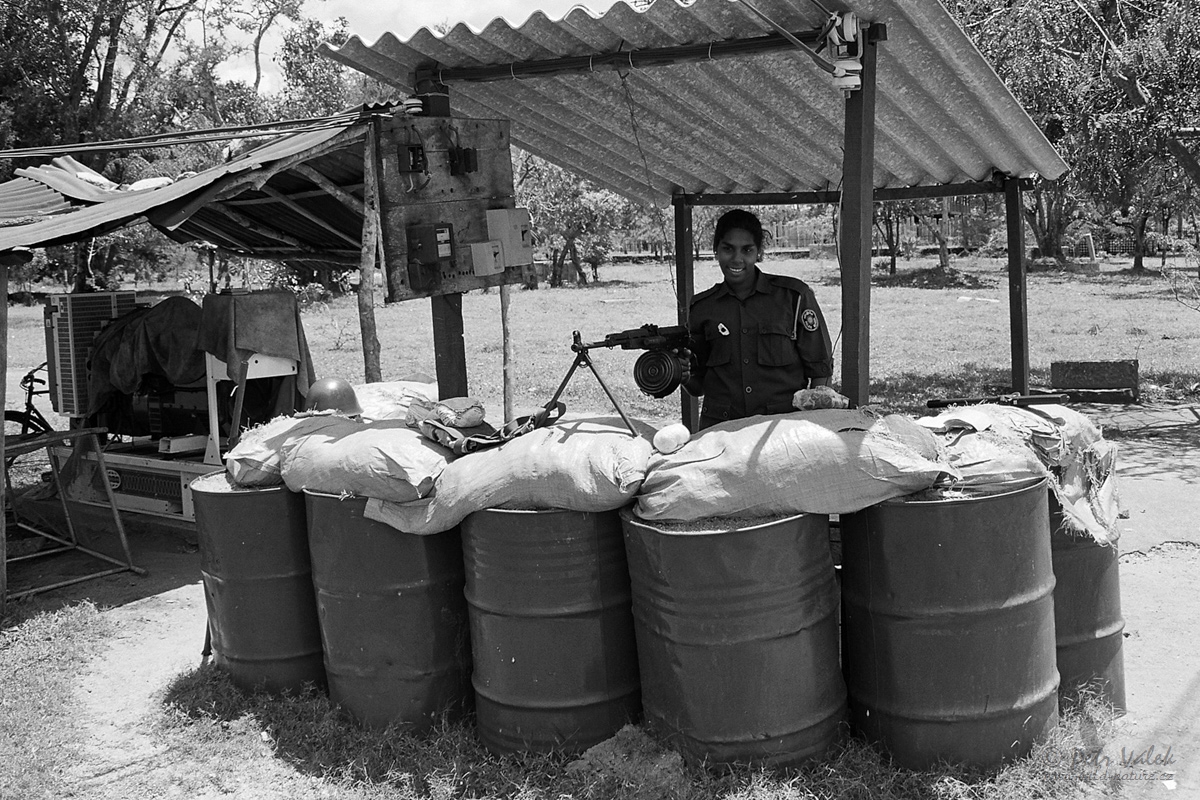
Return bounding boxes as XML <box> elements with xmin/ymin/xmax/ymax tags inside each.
<box><xmin>66</xmin><ymin>585</ymin><xmax>207</xmax><ymax>793</ymax></box>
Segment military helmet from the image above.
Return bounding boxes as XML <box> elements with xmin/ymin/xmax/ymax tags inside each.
<box><xmin>305</xmin><ymin>377</ymin><xmax>362</xmax><ymax>415</ymax></box>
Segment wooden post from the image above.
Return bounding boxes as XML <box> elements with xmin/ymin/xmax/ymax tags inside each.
<box><xmin>500</xmin><ymin>284</ymin><xmax>515</xmax><ymax>424</ymax></box>
<box><xmin>432</xmin><ymin>293</ymin><xmax>468</xmax><ymax>398</ymax></box>
<box><xmin>1006</xmin><ymin>177</ymin><xmax>1030</xmax><ymax>394</ymax></box>
<box><xmin>674</xmin><ymin>199</ymin><xmax>698</xmax><ymax>431</ymax></box>
<box><xmin>0</xmin><ymin>256</ymin><xmax>7</xmax><ymax>612</ymax></box>
<box><xmin>839</xmin><ymin>32</ymin><xmax>879</xmax><ymax>407</ymax></box>
<box><xmin>413</xmin><ymin>73</ymin><xmax>471</xmax><ymax>400</ymax></box>
<box><xmin>358</xmin><ymin>119</ymin><xmax>384</xmax><ymax>383</ymax></box>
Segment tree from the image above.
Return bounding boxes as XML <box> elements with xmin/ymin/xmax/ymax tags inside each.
<box><xmin>949</xmin><ymin>0</ymin><xmax>1200</xmax><ymax>267</ymax></box>
<box><xmin>515</xmin><ymin>151</ymin><xmax>624</xmax><ymax>287</ymax></box>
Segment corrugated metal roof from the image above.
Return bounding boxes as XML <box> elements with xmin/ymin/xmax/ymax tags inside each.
<box><xmin>0</xmin><ymin>177</ymin><xmax>80</xmax><ymax>226</ymax></box>
<box><xmin>0</xmin><ymin>117</ymin><xmax>370</xmax><ymax>253</ymax></box>
<box><xmin>322</xmin><ymin>0</ymin><xmax>1067</xmax><ymax>205</ymax></box>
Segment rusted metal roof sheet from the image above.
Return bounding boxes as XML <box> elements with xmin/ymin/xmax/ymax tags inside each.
<box><xmin>322</xmin><ymin>0</ymin><xmax>1067</xmax><ymax>206</ymax></box>
<box><xmin>0</xmin><ymin>118</ymin><xmax>369</xmax><ymax>253</ymax></box>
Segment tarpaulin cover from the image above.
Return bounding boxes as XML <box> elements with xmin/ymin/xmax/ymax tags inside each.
<box><xmin>86</xmin><ymin>296</ymin><xmax>207</xmax><ymax>417</ymax></box>
<box><xmin>197</xmin><ymin>290</ymin><xmax>317</xmax><ymax>400</ymax></box>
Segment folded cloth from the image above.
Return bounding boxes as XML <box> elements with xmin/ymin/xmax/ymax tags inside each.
<box><xmin>434</xmin><ymin>397</ymin><xmax>486</xmax><ymax>427</ymax></box>
<box><xmin>197</xmin><ymin>290</ymin><xmax>317</xmax><ymax>403</ymax></box>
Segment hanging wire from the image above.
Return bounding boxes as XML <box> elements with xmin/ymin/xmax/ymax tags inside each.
<box><xmin>0</xmin><ymin>107</ymin><xmax>394</xmax><ymax>160</ymax></box>
<box><xmin>733</xmin><ymin>0</ymin><xmax>839</xmax><ymax>75</ymax></box>
<box><xmin>618</xmin><ymin>69</ymin><xmax>677</xmax><ymax>300</ymax></box>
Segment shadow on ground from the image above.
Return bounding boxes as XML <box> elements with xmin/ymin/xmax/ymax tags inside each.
<box><xmin>3</xmin><ymin>495</ymin><xmax>200</xmax><ymax>628</ymax></box>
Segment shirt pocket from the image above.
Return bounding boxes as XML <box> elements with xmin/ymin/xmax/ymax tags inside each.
<box><xmin>757</xmin><ymin>322</ymin><xmax>800</xmax><ymax>367</ymax></box>
<box><xmin>703</xmin><ymin>320</ymin><xmax>732</xmax><ymax>366</ymax></box>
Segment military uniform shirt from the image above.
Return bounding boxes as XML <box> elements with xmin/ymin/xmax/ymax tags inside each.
<box><xmin>687</xmin><ymin>270</ymin><xmax>833</xmax><ymax>424</ymax></box>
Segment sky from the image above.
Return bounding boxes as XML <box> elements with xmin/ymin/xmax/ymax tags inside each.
<box><xmin>313</xmin><ymin>0</ymin><xmax>622</xmax><ymax>42</ymax></box>
<box><xmin>227</xmin><ymin>0</ymin><xmax>622</xmax><ymax>91</ymax></box>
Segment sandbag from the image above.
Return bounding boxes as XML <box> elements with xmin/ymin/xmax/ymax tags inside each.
<box><xmin>224</xmin><ymin>415</ymin><xmax>341</xmax><ymax>487</ymax></box>
<box><xmin>633</xmin><ymin>409</ymin><xmax>953</xmax><ymax>522</ymax></box>
<box><xmin>364</xmin><ymin>414</ymin><xmax>654</xmax><ymax>535</ymax></box>
<box><xmin>918</xmin><ymin>403</ymin><xmax>1119</xmax><ymax>543</ymax></box>
<box><xmin>353</xmin><ymin>379</ymin><xmax>437</xmax><ymax>422</ymax></box>
<box><xmin>279</xmin><ymin>417</ymin><xmax>453</xmax><ymax>502</ymax></box>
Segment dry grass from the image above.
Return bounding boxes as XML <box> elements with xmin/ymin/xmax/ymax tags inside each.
<box><xmin>0</xmin><ymin>603</ymin><xmax>113</xmax><ymax>800</ymax></box>
<box><xmin>145</xmin><ymin>662</ymin><xmax>1124</xmax><ymax>800</ymax></box>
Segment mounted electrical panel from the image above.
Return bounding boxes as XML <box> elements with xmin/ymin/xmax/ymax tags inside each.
<box><xmin>379</xmin><ymin>116</ymin><xmax>524</xmax><ymax>300</ymax></box>
<box><xmin>407</xmin><ymin>222</ymin><xmax>454</xmax><ymax>290</ymax></box>
<box><xmin>486</xmin><ymin>208</ymin><xmax>533</xmax><ymax>267</ymax></box>
<box><xmin>401</xmin><ymin>144</ymin><xmax>427</xmax><ymax>174</ymax></box>
<box><xmin>469</xmin><ymin>241</ymin><xmax>504</xmax><ymax>277</ymax></box>
<box><xmin>448</xmin><ymin>146</ymin><xmax>479</xmax><ymax>176</ymax></box>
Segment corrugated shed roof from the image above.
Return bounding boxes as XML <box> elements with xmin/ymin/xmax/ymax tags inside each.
<box><xmin>322</xmin><ymin>0</ymin><xmax>1067</xmax><ymax>206</ymax></box>
<box><xmin>0</xmin><ymin>117</ymin><xmax>370</xmax><ymax>253</ymax></box>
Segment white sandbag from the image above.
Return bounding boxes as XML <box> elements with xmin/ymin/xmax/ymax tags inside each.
<box><xmin>224</xmin><ymin>415</ymin><xmax>343</xmax><ymax>487</ymax></box>
<box><xmin>280</xmin><ymin>418</ymin><xmax>453</xmax><ymax>502</ymax></box>
<box><xmin>364</xmin><ymin>414</ymin><xmax>654</xmax><ymax>535</ymax></box>
<box><xmin>633</xmin><ymin>410</ymin><xmax>953</xmax><ymax>522</ymax></box>
<box><xmin>936</xmin><ymin>428</ymin><xmax>1050</xmax><ymax>486</ymax></box>
<box><xmin>353</xmin><ymin>380</ymin><xmax>437</xmax><ymax>422</ymax></box>
<box><xmin>919</xmin><ymin>403</ymin><xmax>1119</xmax><ymax>543</ymax></box>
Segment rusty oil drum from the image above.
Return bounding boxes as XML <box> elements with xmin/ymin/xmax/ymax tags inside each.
<box><xmin>191</xmin><ymin>472</ymin><xmax>324</xmax><ymax>694</ymax></box>
<box><xmin>620</xmin><ymin>509</ymin><xmax>845</xmax><ymax>768</ymax></box>
<box><xmin>304</xmin><ymin>490</ymin><xmax>472</xmax><ymax>731</ymax></box>
<box><xmin>840</xmin><ymin>478</ymin><xmax>1059</xmax><ymax>770</ymax></box>
<box><xmin>1049</xmin><ymin>495</ymin><xmax>1126</xmax><ymax>711</ymax></box>
<box><xmin>461</xmin><ymin>508</ymin><xmax>641</xmax><ymax>754</ymax></box>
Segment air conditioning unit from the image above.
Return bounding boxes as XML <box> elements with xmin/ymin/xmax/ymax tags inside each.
<box><xmin>44</xmin><ymin>292</ymin><xmax>138</xmax><ymax>417</ymax></box>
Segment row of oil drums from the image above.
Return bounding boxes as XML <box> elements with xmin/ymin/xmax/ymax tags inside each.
<box><xmin>191</xmin><ymin>473</ymin><xmax>1124</xmax><ymax>770</ymax></box>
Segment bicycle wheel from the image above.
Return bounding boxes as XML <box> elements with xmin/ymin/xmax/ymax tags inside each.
<box><xmin>4</xmin><ymin>409</ymin><xmax>53</xmax><ymax>440</ymax></box>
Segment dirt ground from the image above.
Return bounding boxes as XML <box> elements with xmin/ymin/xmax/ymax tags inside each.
<box><xmin>2</xmin><ymin>401</ymin><xmax>1198</xmax><ymax>797</ymax></box>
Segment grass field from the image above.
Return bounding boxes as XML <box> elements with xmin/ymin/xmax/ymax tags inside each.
<box><xmin>7</xmin><ymin>254</ymin><xmax>1198</xmax><ymax>430</ymax></box>
<box><xmin>294</xmin><ymin>254</ymin><xmax>1200</xmax><ymax>427</ymax></box>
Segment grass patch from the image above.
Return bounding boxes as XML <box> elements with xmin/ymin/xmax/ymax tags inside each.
<box><xmin>0</xmin><ymin>602</ymin><xmax>113</xmax><ymax>800</ymax></box>
<box><xmin>154</xmin><ymin>662</ymin><xmax>1121</xmax><ymax>800</ymax></box>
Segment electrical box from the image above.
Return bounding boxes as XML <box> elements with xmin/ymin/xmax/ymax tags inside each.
<box><xmin>486</xmin><ymin>208</ymin><xmax>533</xmax><ymax>267</ymax></box>
<box><xmin>406</xmin><ymin>222</ymin><xmax>454</xmax><ymax>290</ymax></box>
<box><xmin>469</xmin><ymin>241</ymin><xmax>504</xmax><ymax>277</ymax></box>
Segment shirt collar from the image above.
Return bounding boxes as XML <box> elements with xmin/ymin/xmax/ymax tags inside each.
<box><xmin>716</xmin><ymin>268</ymin><xmax>771</xmax><ymax>299</ymax></box>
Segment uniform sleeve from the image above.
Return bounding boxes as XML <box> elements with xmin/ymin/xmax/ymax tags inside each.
<box><xmin>795</xmin><ymin>286</ymin><xmax>834</xmax><ymax>379</ymax></box>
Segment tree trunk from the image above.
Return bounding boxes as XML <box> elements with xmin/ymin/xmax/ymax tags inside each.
<box><xmin>569</xmin><ymin>241</ymin><xmax>588</xmax><ymax>285</ymax></box>
<box><xmin>549</xmin><ymin>247</ymin><xmax>566</xmax><ymax>288</ymax></box>
<box><xmin>873</xmin><ymin>204</ymin><xmax>899</xmax><ymax>274</ymax></box>
<box><xmin>1131</xmin><ymin>212</ymin><xmax>1150</xmax><ymax>273</ymax></box>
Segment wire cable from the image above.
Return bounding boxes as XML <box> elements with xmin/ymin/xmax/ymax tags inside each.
<box><xmin>0</xmin><ymin>107</ymin><xmax>394</xmax><ymax>160</ymax></box>
<box><xmin>733</xmin><ymin>0</ymin><xmax>839</xmax><ymax>75</ymax></box>
<box><xmin>618</xmin><ymin>70</ymin><xmax>678</xmax><ymax>301</ymax></box>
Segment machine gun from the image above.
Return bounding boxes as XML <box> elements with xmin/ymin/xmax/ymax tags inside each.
<box><xmin>539</xmin><ymin>323</ymin><xmax>694</xmax><ymax>438</ymax></box>
<box><xmin>581</xmin><ymin>323</ymin><xmax>693</xmax><ymax>399</ymax></box>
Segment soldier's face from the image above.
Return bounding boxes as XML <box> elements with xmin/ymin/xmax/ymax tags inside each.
<box><xmin>716</xmin><ymin>228</ymin><xmax>759</xmax><ymax>293</ymax></box>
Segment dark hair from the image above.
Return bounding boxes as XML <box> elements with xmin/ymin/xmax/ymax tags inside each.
<box><xmin>712</xmin><ymin>209</ymin><xmax>765</xmax><ymax>251</ymax></box>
